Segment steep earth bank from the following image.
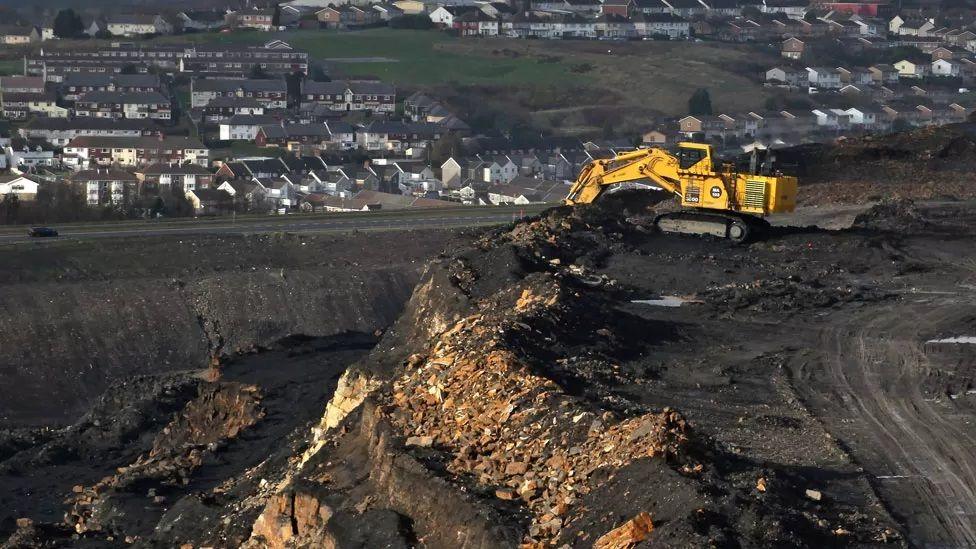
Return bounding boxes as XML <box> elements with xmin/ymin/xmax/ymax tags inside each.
<box><xmin>0</xmin><ymin>229</ymin><xmax>459</xmax><ymax>426</ymax></box>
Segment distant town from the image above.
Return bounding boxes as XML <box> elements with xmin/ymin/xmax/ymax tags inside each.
<box><xmin>0</xmin><ymin>0</ymin><xmax>972</xmax><ymax>223</ymax></box>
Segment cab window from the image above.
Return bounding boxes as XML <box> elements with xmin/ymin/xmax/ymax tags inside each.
<box><xmin>677</xmin><ymin>147</ymin><xmax>705</xmax><ymax>169</ymax></box>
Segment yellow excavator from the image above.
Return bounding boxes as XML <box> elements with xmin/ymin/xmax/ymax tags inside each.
<box><xmin>564</xmin><ymin>142</ymin><xmax>798</xmax><ymax>242</ymax></box>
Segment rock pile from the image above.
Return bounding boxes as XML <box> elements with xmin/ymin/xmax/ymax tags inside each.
<box><xmin>67</xmin><ymin>383</ymin><xmax>264</xmax><ymax>535</ymax></box>
<box><xmin>385</xmin><ymin>280</ymin><xmax>691</xmax><ymax>545</ymax></box>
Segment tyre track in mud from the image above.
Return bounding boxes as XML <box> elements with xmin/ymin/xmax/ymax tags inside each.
<box><xmin>807</xmin><ymin>299</ymin><xmax>976</xmax><ymax>548</ymax></box>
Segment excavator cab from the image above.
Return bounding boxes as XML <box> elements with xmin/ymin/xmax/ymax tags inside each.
<box><xmin>675</xmin><ymin>142</ymin><xmax>715</xmax><ymax>174</ymax></box>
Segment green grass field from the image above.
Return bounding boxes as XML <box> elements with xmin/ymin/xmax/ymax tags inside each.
<box><xmin>161</xmin><ymin>29</ymin><xmax>578</xmax><ymax>86</ymax></box>
<box><xmin>0</xmin><ymin>59</ymin><xmax>23</xmax><ymax>76</ymax></box>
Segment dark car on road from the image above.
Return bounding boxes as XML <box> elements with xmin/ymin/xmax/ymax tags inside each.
<box><xmin>28</xmin><ymin>227</ymin><xmax>59</xmax><ymax>237</ymax></box>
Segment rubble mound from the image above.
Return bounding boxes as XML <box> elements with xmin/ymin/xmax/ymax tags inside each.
<box><xmin>67</xmin><ymin>383</ymin><xmax>264</xmax><ymax>537</ymax></box>
<box><xmin>777</xmin><ymin>123</ymin><xmax>976</xmax><ymax>204</ymax></box>
<box><xmin>853</xmin><ymin>198</ymin><xmax>930</xmax><ymax>232</ymax></box>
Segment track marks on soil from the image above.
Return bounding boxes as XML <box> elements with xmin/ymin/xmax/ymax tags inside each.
<box><xmin>814</xmin><ymin>302</ymin><xmax>976</xmax><ymax>547</ymax></box>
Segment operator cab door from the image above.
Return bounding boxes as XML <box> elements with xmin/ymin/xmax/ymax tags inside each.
<box><xmin>676</xmin><ymin>144</ymin><xmax>730</xmax><ymax>210</ymax></box>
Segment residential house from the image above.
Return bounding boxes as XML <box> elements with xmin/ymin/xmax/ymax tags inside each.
<box><xmin>137</xmin><ymin>163</ymin><xmax>214</xmax><ymax>195</ymax></box>
<box><xmin>429</xmin><ymin>6</ymin><xmax>483</xmax><ymax>27</ymax></box>
<box><xmin>178</xmin><ymin>10</ymin><xmax>228</xmax><ymax>31</ymax></box>
<box><xmin>18</xmin><ymin>118</ymin><xmax>160</xmax><ymax>147</ymax></box>
<box><xmin>1</xmin><ymin>92</ymin><xmax>67</xmax><ymax>120</ymax></box>
<box><xmin>255</xmin><ymin>122</ymin><xmax>332</xmax><ymax>152</ymax></box>
<box><xmin>638</xmin><ymin>13</ymin><xmax>691</xmax><ymax>38</ymax></box>
<box><xmin>203</xmin><ymin>97</ymin><xmax>266</xmax><ymax>123</ymax></box>
<box><xmin>0</xmin><ymin>174</ymin><xmax>40</xmax><ymax>200</ymax></box>
<box><xmin>894</xmin><ymin>59</ymin><xmax>928</xmax><ymax>78</ymax></box>
<box><xmin>781</xmin><ymin>37</ymin><xmax>805</xmax><ymax>60</ymax></box>
<box><xmin>6</xmin><ymin>145</ymin><xmax>55</xmax><ymax>170</ymax></box>
<box><xmin>59</xmin><ymin>74</ymin><xmax>162</xmax><ymax>102</ymax></box>
<box><xmin>812</xmin><ymin>108</ymin><xmax>851</xmax><ymax>130</ymax></box>
<box><xmin>0</xmin><ymin>76</ymin><xmax>45</xmax><ymax>94</ymax></box>
<box><xmin>806</xmin><ymin>66</ymin><xmax>843</xmax><ymax>89</ymax></box>
<box><xmin>868</xmin><ymin>64</ymin><xmax>898</xmax><ymax>84</ymax></box>
<box><xmin>836</xmin><ymin>66</ymin><xmax>873</xmax><ymax>85</ymax></box>
<box><xmin>602</xmin><ymin>0</ymin><xmax>635</xmax><ymax>17</ymax></box>
<box><xmin>453</xmin><ymin>11</ymin><xmax>500</xmax><ymax>37</ymax></box>
<box><xmin>69</xmin><ymin>168</ymin><xmax>139</xmax><ymax>205</ymax></box>
<box><xmin>228</xmin><ymin>9</ymin><xmax>276</xmax><ymax>31</ymax></box>
<box><xmin>190</xmin><ymin>78</ymin><xmax>288</xmax><ymax>109</ymax></box>
<box><xmin>179</xmin><ymin>44</ymin><xmax>308</xmax><ymax>76</ymax></box>
<box><xmin>766</xmin><ymin>66</ymin><xmax>808</xmax><ymax>86</ymax></box>
<box><xmin>64</xmin><ymin>136</ymin><xmax>209</xmax><ymax>168</ymax></box>
<box><xmin>186</xmin><ymin>188</ymin><xmax>234</xmax><ymax>215</ymax></box>
<box><xmin>761</xmin><ymin>0</ymin><xmax>808</xmax><ymax>17</ymax></box>
<box><xmin>74</xmin><ymin>91</ymin><xmax>172</xmax><ymax>120</ymax></box>
<box><xmin>105</xmin><ymin>15</ymin><xmax>173</xmax><ymax>36</ymax></box>
<box><xmin>932</xmin><ymin>59</ymin><xmax>961</xmax><ymax>77</ymax></box>
<box><xmin>217</xmin><ymin>179</ymin><xmax>268</xmax><ymax>211</ymax></box>
<box><xmin>214</xmin><ymin>158</ymin><xmax>289</xmax><ymax>181</ymax></box>
<box><xmin>844</xmin><ymin>106</ymin><xmax>886</xmax><ymax>131</ymax></box>
<box><xmin>301</xmin><ymin>80</ymin><xmax>396</xmax><ymax>113</ymax></box>
<box><xmin>0</xmin><ymin>26</ymin><xmax>39</xmax><ymax>45</ymax></box>
<box><xmin>219</xmin><ymin>114</ymin><xmax>279</xmax><ymax>141</ymax></box>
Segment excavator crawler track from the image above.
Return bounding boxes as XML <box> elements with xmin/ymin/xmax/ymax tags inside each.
<box><xmin>654</xmin><ymin>211</ymin><xmax>768</xmax><ymax>243</ymax></box>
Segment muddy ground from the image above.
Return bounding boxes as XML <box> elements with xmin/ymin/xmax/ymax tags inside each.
<box><xmin>3</xmin><ymin>196</ymin><xmax>976</xmax><ymax>548</ymax></box>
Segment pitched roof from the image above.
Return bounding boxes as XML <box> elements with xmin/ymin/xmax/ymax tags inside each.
<box><xmin>139</xmin><ymin>163</ymin><xmax>212</xmax><ymax>175</ymax></box>
<box><xmin>77</xmin><ymin>91</ymin><xmax>170</xmax><ymax>104</ymax></box>
<box><xmin>0</xmin><ymin>76</ymin><xmax>45</xmax><ymax>91</ymax></box>
<box><xmin>193</xmin><ymin>78</ymin><xmax>288</xmax><ymax>93</ymax></box>
<box><xmin>62</xmin><ymin>73</ymin><xmax>161</xmax><ymax>88</ymax></box>
<box><xmin>205</xmin><ymin>96</ymin><xmax>263</xmax><ymax>109</ymax></box>
<box><xmin>66</xmin><ymin>136</ymin><xmax>206</xmax><ymax>149</ymax></box>
<box><xmin>302</xmin><ymin>80</ymin><xmax>395</xmax><ymax>96</ymax></box>
<box><xmin>69</xmin><ymin>168</ymin><xmax>138</xmax><ymax>182</ymax></box>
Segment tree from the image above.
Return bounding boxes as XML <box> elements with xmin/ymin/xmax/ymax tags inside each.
<box><xmin>891</xmin><ymin>118</ymin><xmax>911</xmax><ymax>132</ymax></box>
<box><xmin>803</xmin><ymin>10</ymin><xmax>819</xmax><ymax>22</ymax></box>
<box><xmin>53</xmin><ymin>8</ymin><xmax>84</xmax><ymax>38</ymax></box>
<box><xmin>272</xmin><ymin>5</ymin><xmax>282</xmax><ymax>27</ymax></box>
<box><xmin>742</xmin><ymin>5</ymin><xmax>762</xmax><ymax>19</ymax></box>
<box><xmin>688</xmin><ymin>88</ymin><xmax>712</xmax><ymax>115</ymax></box>
<box><xmin>249</xmin><ymin>65</ymin><xmax>272</xmax><ymax>79</ymax></box>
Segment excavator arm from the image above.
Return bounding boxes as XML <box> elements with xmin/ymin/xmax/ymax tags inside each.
<box><xmin>564</xmin><ymin>148</ymin><xmax>684</xmax><ymax>206</ymax></box>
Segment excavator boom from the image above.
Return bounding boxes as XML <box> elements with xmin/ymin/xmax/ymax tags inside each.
<box><xmin>564</xmin><ymin>143</ymin><xmax>798</xmax><ymax>242</ymax></box>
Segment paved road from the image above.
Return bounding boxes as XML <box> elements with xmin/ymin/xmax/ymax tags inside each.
<box><xmin>0</xmin><ymin>208</ymin><xmax>543</xmax><ymax>243</ymax></box>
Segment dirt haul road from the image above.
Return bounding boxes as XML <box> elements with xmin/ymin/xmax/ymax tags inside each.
<box><xmin>790</xmin><ymin>234</ymin><xmax>976</xmax><ymax>547</ymax></box>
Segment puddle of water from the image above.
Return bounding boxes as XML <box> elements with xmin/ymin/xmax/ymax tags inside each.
<box><xmin>631</xmin><ymin>296</ymin><xmax>698</xmax><ymax>307</ymax></box>
<box><xmin>926</xmin><ymin>336</ymin><xmax>976</xmax><ymax>344</ymax></box>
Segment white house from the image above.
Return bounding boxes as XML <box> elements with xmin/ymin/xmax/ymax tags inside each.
<box><xmin>806</xmin><ymin>67</ymin><xmax>843</xmax><ymax>89</ymax></box>
<box><xmin>441</xmin><ymin>157</ymin><xmax>463</xmax><ymax>188</ymax></box>
<box><xmin>5</xmin><ymin>146</ymin><xmax>55</xmax><ymax>170</ymax></box>
<box><xmin>766</xmin><ymin>67</ymin><xmax>808</xmax><ymax>86</ymax></box>
<box><xmin>0</xmin><ymin>174</ymin><xmax>39</xmax><ymax>199</ymax></box>
<box><xmin>812</xmin><ymin>109</ymin><xmax>851</xmax><ymax>130</ymax></box>
<box><xmin>105</xmin><ymin>15</ymin><xmax>173</xmax><ymax>36</ymax></box>
<box><xmin>932</xmin><ymin>59</ymin><xmax>961</xmax><ymax>77</ymax></box>
<box><xmin>844</xmin><ymin>107</ymin><xmax>882</xmax><ymax>130</ymax></box>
